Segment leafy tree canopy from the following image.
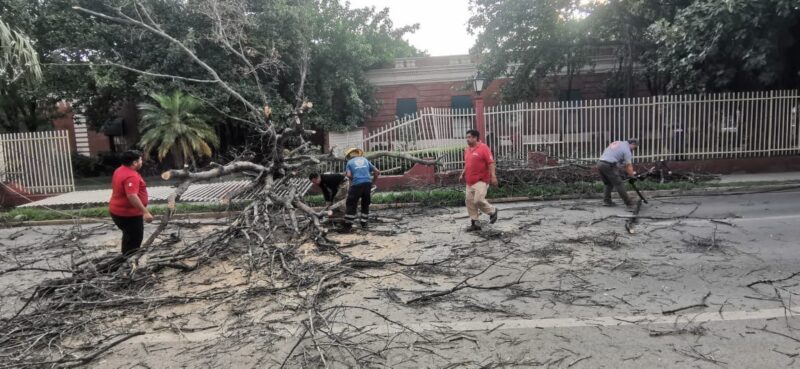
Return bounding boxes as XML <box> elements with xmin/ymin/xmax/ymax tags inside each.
<box><xmin>468</xmin><ymin>0</ymin><xmax>597</xmax><ymax>101</ymax></box>
<box><xmin>648</xmin><ymin>0</ymin><xmax>800</xmax><ymax>93</ymax></box>
<box><xmin>469</xmin><ymin>0</ymin><xmax>800</xmax><ymax>101</ymax></box>
<box><xmin>0</xmin><ymin>0</ymin><xmax>423</xmax><ymax>133</ymax></box>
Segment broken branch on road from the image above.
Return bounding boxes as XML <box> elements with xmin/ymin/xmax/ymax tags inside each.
<box><xmin>662</xmin><ymin>292</ymin><xmax>712</xmax><ymax>315</ymax></box>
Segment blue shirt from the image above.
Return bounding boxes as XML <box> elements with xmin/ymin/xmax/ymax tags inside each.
<box><xmin>346</xmin><ymin>157</ymin><xmax>376</xmax><ymax>186</ymax></box>
<box><xmin>599</xmin><ymin>141</ymin><xmax>633</xmax><ymax>165</ymax></box>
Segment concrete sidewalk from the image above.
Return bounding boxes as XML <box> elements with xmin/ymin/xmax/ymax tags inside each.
<box><xmin>715</xmin><ymin>171</ymin><xmax>800</xmax><ymax>184</ymax></box>
<box><xmin>15</xmin><ymin>171</ymin><xmax>800</xmax><ymax>209</ymax></box>
<box><xmin>19</xmin><ymin>178</ymin><xmax>312</xmax><ymax>208</ymax></box>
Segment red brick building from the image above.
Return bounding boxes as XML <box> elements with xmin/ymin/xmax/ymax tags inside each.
<box><xmin>363</xmin><ymin>48</ymin><xmax>648</xmax><ymax>133</ymax></box>
<box><xmin>52</xmin><ymin>100</ymin><xmax>142</xmax><ymax>158</ymax></box>
<box><xmin>53</xmin><ymin>101</ymin><xmax>110</xmax><ymax>157</ymax></box>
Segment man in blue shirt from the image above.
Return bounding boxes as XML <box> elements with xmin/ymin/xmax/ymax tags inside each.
<box><xmin>597</xmin><ymin>139</ymin><xmax>638</xmax><ymax>207</ymax></box>
<box><xmin>342</xmin><ymin>148</ymin><xmax>380</xmax><ymax>232</ymax></box>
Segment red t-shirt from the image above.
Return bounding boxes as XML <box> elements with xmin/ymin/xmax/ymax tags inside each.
<box><xmin>109</xmin><ymin>165</ymin><xmax>148</xmax><ymax>217</ymax></box>
<box><xmin>464</xmin><ymin>142</ymin><xmax>494</xmax><ymax>186</ymax></box>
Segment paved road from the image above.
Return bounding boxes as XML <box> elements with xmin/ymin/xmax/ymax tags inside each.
<box><xmin>2</xmin><ymin>189</ymin><xmax>800</xmax><ymax>368</ymax></box>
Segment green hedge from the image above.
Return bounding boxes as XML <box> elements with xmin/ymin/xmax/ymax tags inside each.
<box><xmin>305</xmin><ymin>179</ymin><xmax>704</xmax><ymax>208</ymax></box>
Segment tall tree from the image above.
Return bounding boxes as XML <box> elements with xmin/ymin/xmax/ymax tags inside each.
<box><xmin>647</xmin><ymin>0</ymin><xmax>800</xmax><ymax>93</ymax></box>
<box><xmin>0</xmin><ymin>18</ymin><xmax>42</xmax><ymax>84</ymax></box>
<box><xmin>0</xmin><ymin>17</ymin><xmax>48</xmax><ymax>133</ymax></box>
<box><xmin>589</xmin><ymin>0</ymin><xmax>693</xmax><ymax>96</ymax></box>
<box><xmin>468</xmin><ymin>0</ymin><xmax>595</xmax><ymax>102</ymax></box>
<box><xmin>0</xmin><ymin>0</ymin><xmax>422</xmax><ymax>137</ymax></box>
<box><xmin>138</xmin><ymin>91</ymin><xmax>219</xmax><ymax>168</ymax></box>
<box><xmin>0</xmin><ymin>0</ymin><xmax>133</xmax><ymax>133</ymax></box>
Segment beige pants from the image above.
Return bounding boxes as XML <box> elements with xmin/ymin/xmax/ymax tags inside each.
<box><xmin>466</xmin><ymin>181</ymin><xmax>495</xmax><ymax>220</ymax></box>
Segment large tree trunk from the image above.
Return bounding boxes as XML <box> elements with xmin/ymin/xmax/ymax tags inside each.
<box><xmin>169</xmin><ymin>148</ymin><xmax>185</xmax><ymax>170</ymax></box>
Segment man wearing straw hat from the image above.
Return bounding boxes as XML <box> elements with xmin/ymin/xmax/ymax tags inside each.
<box><xmin>597</xmin><ymin>138</ymin><xmax>639</xmax><ymax>208</ymax></box>
<box><xmin>341</xmin><ymin>148</ymin><xmax>380</xmax><ymax>232</ymax></box>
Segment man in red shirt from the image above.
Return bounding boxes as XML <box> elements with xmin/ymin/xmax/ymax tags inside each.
<box><xmin>460</xmin><ymin>129</ymin><xmax>499</xmax><ymax>231</ymax></box>
<box><xmin>109</xmin><ymin>150</ymin><xmax>153</xmax><ymax>256</ymax></box>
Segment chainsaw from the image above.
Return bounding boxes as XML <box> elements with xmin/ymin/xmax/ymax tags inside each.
<box><xmin>626</xmin><ymin>173</ymin><xmax>649</xmax><ymax>204</ymax></box>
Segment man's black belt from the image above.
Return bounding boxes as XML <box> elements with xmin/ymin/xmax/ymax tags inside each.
<box><xmin>598</xmin><ymin>160</ymin><xmax>616</xmax><ymax>165</ymax></box>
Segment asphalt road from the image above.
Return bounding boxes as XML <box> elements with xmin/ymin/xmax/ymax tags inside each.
<box><xmin>2</xmin><ymin>188</ymin><xmax>800</xmax><ymax>368</ymax></box>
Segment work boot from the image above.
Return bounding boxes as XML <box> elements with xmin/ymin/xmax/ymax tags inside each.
<box><xmin>337</xmin><ymin>225</ymin><xmax>353</xmax><ymax>234</ymax></box>
<box><xmin>467</xmin><ymin>220</ymin><xmax>481</xmax><ymax>232</ymax></box>
<box><xmin>360</xmin><ymin>222</ymin><xmax>368</xmax><ymax>229</ymax></box>
<box><xmin>603</xmin><ymin>199</ymin><xmax>617</xmax><ymax>207</ymax></box>
<box><xmin>490</xmin><ymin>208</ymin><xmax>499</xmax><ymax>224</ymax></box>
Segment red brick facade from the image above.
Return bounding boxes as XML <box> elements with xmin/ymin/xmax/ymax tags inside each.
<box><xmin>363</xmin><ymin>54</ymin><xmax>650</xmax><ymax>133</ymax></box>
<box><xmin>86</xmin><ymin>129</ymin><xmax>111</xmax><ymax>156</ymax></box>
<box><xmin>53</xmin><ymin>101</ymin><xmax>111</xmax><ymax>156</ymax></box>
<box><xmin>367</xmin><ymin>80</ymin><xmax>506</xmax><ymax>131</ymax></box>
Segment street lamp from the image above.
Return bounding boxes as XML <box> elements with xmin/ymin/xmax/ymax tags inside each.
<box><xmin>472</xmin><ymin>72</ymin><xmax>487</xmax><ymax>140</ymax></box>
<box><xmin>472</xmin><ymin>72</ymin><xmax>486</xmax><ymax>96</ymax></box>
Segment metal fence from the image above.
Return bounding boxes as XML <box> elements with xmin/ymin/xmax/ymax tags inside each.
<box><xmin>0</xmin><ymin>130</ymin><xmax>75</xmax><ymax>194</ymax></box>
<box><xmin>323</xmin><ymin>108</ymin><xmax>474</xmax><ymax>173</ymax></box>
<box><xmin>324</xmin><ymin>90</ymin><xmax>800</xmax><ymax>173</ymax></box>
<box><xmin>486</xmin><ymin>89</ymin><xmax>800</xmax><ymax>163</ymax></box>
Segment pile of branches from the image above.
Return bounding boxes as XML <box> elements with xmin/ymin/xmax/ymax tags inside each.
<box><xmin>0</xmin><ymin>209</ymin><xmax>454</xmax><ymax>367</ymax></box>
<box><xmin>1</xmin><ymin>2</ymin><xmax>445</xmax><ymax>367</ymax></box>
<box><xmin>496</xmin><ymin>161</ymin><xmax>596</xmax><ymax>186</ymax></box>
<box><xmin>639</xmin><ymin>160</ymin><xmax>719</xmax><ymax>184</ymax></box>
<box><xmin>0</xmin><ymin>220</ymin><xmax>241</xmax><ymax>368</ymax></box>
<box><xmin>496</xmin><ymin>158</ymin><xmax>719</xmax><ymax>188</ymax></box>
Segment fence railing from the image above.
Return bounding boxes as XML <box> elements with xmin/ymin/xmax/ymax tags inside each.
<box><xmin>486</xmin><ymin>90</ymin><xmax>800</xmax><ymax>163</ymax></box>
<box><xmin>0</xmin><ymin>130</ymin><xmax>75</xmax><ymax>195</ymax></box>
<box><xmin>324</xmin><ymin>90</ymin><xmax>800</xmax><ymax>173</ymax></box>
<box><xmin>323</xmin><ymin>108</ymin><xmax>475</xmax><ymax>173</ymax></box>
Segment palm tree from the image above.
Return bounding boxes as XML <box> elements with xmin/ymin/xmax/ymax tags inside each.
<box><xmin>0</xmin><ymin>18</ymin><xmax>42</xmax><ymax>84</ymax></box>
<box><xmin>138</xmin><ymin>91</ymin><xmax>219</xmax><ymax>168</ymax></box>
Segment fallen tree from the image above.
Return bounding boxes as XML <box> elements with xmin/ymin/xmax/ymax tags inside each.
<box><xmin>0</xmin><ymin>2</ymin><xmax>443</xmax><ymax>367</ymax></box>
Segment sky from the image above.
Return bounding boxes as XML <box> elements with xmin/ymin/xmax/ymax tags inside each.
<box><xmin>346</xmin><ymin>0</ymin><xmax>476</xmax><ymax>56</ymax></box>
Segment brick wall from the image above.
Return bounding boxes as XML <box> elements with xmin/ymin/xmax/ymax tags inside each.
<box><xmin>87</xmin><ymin>129</ymin><xmax>111</xmax><ymax>155</ymax></box>
<box><xmin>51</xmin><ymin>101</ymin><xmax>111</xmax><ymax>156</ymax></box>
<box><xmin>366</xmin><ymin>79</ymin><xmax>506</xmax><ymax>132</ymax></box>
<box><xmin>52</xmin><ymin>102</ymin><xmax>77</xmax><ymax>149</ymax></box>
<box><xmin>365</xmin><ymin>74</ymin><xmax>651</xmax><ymax>133</ymax></box>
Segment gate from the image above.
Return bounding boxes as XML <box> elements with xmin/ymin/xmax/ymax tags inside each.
<box><xmin>0</xmin><ymin>130</ymin><xmax>75</xmax><ymax>195</ymax></box>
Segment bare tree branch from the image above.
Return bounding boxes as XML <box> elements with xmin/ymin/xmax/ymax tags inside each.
<box><xmin>73</xmin><ymin>4</ymin><xmax>263</xmax><ymax>120</ymax></box>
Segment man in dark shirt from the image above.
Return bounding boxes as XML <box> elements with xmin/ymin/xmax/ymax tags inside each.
<box><xmin>309</xmin><ymin>172</ymin><xmax>348</xmax><ymax>208</ymax></box>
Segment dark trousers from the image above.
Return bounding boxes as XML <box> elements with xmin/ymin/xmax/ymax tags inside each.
<box><xmin>111</xmin><ymin>215</ymin><xmax>144</xmax><ymax>256</ymax></box>
<box><xmin>344</xmin><ymin>183</ymin><xmax>371</xmax><ymax>228</ymax></box>
<box><xmin>597</xmin><ymin>161</ymin><xmax>632</xmax><ymax>205</ymax></box>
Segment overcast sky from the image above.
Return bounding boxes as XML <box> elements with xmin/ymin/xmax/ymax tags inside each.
<box><xmin>346</xmin><ymin>0</ymin><xmax>476</xmax><ymax>56</ymax></box>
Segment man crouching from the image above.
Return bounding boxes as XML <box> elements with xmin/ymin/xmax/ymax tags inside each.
<box><xmin>341</xmin><ymin>148</ymin><xmax>379</xmax><ymax>232</ymax></box>
<box><xmin>597</xmin><ymin>138</ymin><xmax>639</xmax><ymax>208</ymax></box>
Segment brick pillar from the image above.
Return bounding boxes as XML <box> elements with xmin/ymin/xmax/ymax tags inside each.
<box><xmin>474</xmin><ymin>95</ymin><xmax>486</xmax><ymax>139</ymax></box>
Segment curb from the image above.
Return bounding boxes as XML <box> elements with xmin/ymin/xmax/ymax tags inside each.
<box><xmin>4</xmin><ymin>183</ymin><xmax>799</xmax><ymax>228</ymax></box>
<box><xmin>365</xmin><ymin>183</ymin><xmax>800</xmax><ymax>210</ymax></box>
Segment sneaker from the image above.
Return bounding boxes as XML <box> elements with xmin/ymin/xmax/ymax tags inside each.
<box><xmin>467</xmin><ymin>220</ymin><xmax>481</xmax><ymax>232</ymax></box>
<box><xmin>337</xmin><ymin>226</ymin><xmax>353</xmax><ymax>234</ymax></box>
<box><xmin>490</xmin><ymin>209</ymin><xmax>499</xmax><ymax>224</ymax></box>
<box><xmin>603</xmin><ymin>200</ymin><xmax>617</xmax><ymax>207</ymax></box>
<box><xmin>360</xmin><ymin>222</ymin><xmax>368</xmax><ymax>229</ymax></box>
